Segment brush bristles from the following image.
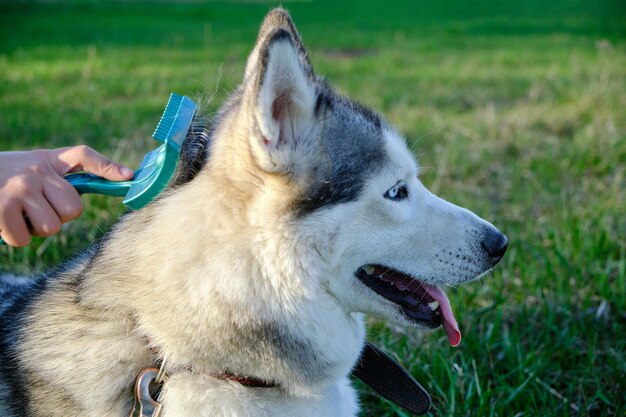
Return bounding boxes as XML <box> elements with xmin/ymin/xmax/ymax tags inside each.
<box><xmin>153</xmin><ymin>93</ymin><xmax>185</xmax><ymax>142</ymax></box>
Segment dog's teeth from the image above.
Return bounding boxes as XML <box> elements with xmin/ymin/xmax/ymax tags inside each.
<box><xmin>427</xmin><ymin>301</ymin><xmax>440</xmax><ymax>311</ymax></box>
<box><xmin>363</xmin><ymin>266</ymin><xmax>375</xmax><ymax>275</ymax></box>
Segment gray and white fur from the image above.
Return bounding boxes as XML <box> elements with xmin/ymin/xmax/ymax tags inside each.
<box><xmin>0</xmin><ymin>8</ymin><xmax>506</xmax><ymax>417</ymax></box>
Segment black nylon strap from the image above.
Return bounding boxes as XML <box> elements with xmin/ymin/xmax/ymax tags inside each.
<box><xmin>351</xmin><ymin>342</ymin><xmax>431</xmax><ymax>415</ymax></box>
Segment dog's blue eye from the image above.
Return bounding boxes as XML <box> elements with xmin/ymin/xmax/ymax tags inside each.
<box><xmin>384</xmin><ymin>183</ymin><xmax>408</xmax><ymax>201</ymax></box>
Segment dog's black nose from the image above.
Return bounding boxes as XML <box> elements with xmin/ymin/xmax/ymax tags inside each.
<box><xmin>481</xmin><ymin>226</ymin><xmax>508</xmax><ymax>265</ymax></box>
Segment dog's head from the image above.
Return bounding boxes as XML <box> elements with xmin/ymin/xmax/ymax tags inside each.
<box><xmin>197</xmin><ymin>8</ymin><xmax>507</xmax><ymax>346</ymax></box>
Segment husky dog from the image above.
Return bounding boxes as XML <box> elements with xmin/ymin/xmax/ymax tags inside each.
<box><xmin>0</xmin><ymin>8</ymin><xmax>507</xmax><ymax>417</ymax></box>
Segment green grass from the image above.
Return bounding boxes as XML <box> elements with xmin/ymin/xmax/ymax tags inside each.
<box><xmin>1</xmin><ymin>0</ymin><xmax>625</xmax><ymax>415</ymax></box>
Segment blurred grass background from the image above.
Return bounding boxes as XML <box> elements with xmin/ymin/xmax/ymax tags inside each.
<box><xmin>0</xmin><ymin>0</ymin><xmax>624</xmax><ymax>415</ymax></box>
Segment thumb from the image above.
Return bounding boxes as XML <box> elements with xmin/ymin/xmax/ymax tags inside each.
<box><xmin>52</xmin><ymin>146</ymin><xmax>134</xmax><ymax>181</ymax></box>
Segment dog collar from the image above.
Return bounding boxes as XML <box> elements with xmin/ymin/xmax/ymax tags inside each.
<box><xmin>206</xmin><ymin>343</ymin><xmax>433</xmax><ymax>416</ymax></box>
<box><xmin>143</xmin><ymin>340</ymin><xmax>430</xmax><ymax>415</ymax></box>
<box><xmin>146</xmin><ymin>343</ymin><xmax>278</xmax><ymax>388</ymax></box>
<box><xmin>353</xmin><ymin>342</ymin><xmax>431</xmax><ymax>415</ymax></box>
<box><xmin>211</xmin><ymin>372</ymin><xmax>278</xmax><ymax>388</ymax></box>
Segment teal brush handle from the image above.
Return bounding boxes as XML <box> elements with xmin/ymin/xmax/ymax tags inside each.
<box><xmin>64</xmin><ymin>172</ymin><xmax>133</xmax><ymax>197</ymax></box>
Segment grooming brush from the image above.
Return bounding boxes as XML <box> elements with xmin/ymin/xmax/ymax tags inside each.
<box><xmin>1</xmin><ymin>93</ymin><xmax>198</xmax><ymax>246</ymax></box>
<box><xmin>66</xmin><ymin>93</ymin><xmax>197</xmax><ymax>210</ymax></box>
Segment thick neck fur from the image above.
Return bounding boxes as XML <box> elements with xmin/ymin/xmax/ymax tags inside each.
<box><xmin>64</xmin><ymin>105</ymin><xmax>364</xmax><ymax>396</ymax></box>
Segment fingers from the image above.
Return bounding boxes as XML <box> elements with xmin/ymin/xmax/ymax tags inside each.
<box><xmin>23</xmin><ymin>194</ymin><xmax>61</xmax><ymax>237</ymax></box>
<box><xmin>51</xmin><ymin>145</ymin><xmax>134</xmax><ymax>181</ymax></box>
<box><xmin>0</xmin><ymin>177</ymin><xmax>80</xmax><ymax>246</ymax></box>
<box><xmin>0</xmin><ymin>202</ymin><xmax>31</xmax><ymax>247</ymax></box>
<box><xmin>43</xmin><ymin>175</ymin><xmax>83</xmax><ymax>223</ymax></box>
<box><xmin>0</xmin><ymin>168</ymin><xmax>36</xmax><ymax>247</ymax></box>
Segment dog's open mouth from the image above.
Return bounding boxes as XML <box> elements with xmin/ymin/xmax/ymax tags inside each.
<box><xmin>355</xmin><ymin>265</ymin><xmax>461</xmax><ymax>346</ymax></box>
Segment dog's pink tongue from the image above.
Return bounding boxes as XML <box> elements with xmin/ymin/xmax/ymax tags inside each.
<box><xmin>423</xmin><ymin>285</ymin><xmax>461</xmax><ymax>347</ymax></box>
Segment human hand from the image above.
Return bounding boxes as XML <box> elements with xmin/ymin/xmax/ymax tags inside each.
<box><xmin>0</xmin><ymin>146</ymin><xmax>134</xmax><ymax>247</ymax></box>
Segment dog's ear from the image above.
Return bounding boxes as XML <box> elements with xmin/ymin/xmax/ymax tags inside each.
<box><xmin>245</xmin><ymin>8</ymin><xmax>314</xmax><ymax>80</ymax></box>
<box><xmin>243</xmin><ymin>9</ymin><xmax>319</xmax><ymax>174</ymax></box>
